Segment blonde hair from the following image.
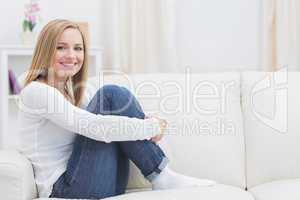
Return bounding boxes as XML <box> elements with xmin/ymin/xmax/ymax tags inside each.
<box><xmin>24</xmin><ymin>19</ymin><xmax>89</xmax><ymax>106</ymax></box>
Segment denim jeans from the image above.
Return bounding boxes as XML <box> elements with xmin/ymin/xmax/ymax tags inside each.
<box><xmin>50</xmin><ymin>85</ymin><xmax>168</xmax><ymax>199</ymax></box>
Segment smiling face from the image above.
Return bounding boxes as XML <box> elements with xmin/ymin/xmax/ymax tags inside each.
<box><xmin>51</xmin><ymin>28</ymin><xmax>84</xmax><ymax>82</ymax></box>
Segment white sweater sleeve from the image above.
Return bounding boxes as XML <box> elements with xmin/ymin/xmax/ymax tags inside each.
<box><xmin>19</xmin><ymin>82</ymin><xmax>161</xmax><ymax>143</ymax></box>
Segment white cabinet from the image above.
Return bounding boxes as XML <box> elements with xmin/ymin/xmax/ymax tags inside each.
<box><xmin>0</xmin><ymin>45</ymin><xmax>103</xmax><ymax>149</ymax></box>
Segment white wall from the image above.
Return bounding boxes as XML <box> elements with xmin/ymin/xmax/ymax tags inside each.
<box><xmin>176</xmin><ymin>0</ymin><xmax>261</xmax><ymax>71</ymax></box>
<box><xmin>0</xmin><ymin>0</ymin><xmax>261</xmax><ymax>71</ymax></box>
<box><xmin>0</xmin><ymin>0</ymin><xmax>102</xmax><ymax>45</ymax></box>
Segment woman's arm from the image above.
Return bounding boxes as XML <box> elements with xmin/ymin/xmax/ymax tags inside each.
<box><xmin>19</xmin><ymin>82</ymin><xmax>161</xmax><ymax>143</ymax></box>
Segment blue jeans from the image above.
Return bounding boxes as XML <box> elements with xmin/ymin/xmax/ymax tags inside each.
<box><xmin>50</xmin><ymin>85</ymin><xmax>168</xmax><ymax>199</ymax></box>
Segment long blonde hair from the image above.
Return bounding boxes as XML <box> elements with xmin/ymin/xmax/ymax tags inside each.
<box><xmin>24</xmin><ymin>19</ymin><xmax>89</xmax><ymax>106</ymax></box>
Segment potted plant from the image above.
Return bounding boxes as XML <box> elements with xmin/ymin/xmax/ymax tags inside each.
<box><xmin>21</xmin><ymin>0</ymin><xmax>40</xmax><ymax>45</ymax></box>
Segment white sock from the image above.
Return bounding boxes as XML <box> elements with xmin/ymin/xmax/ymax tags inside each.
<box><xmin>151</xmin><ymin>166</ymin><xmax>216</xmax><ymax>190</ymax></box>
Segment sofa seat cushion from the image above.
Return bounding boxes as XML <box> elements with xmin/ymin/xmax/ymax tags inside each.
<box><xmin>249</xmin><ymin>179</ymin><xmax>300</xmax><ymax>200</ymax></box>
<box><xmin>36</xmin><ymin>184</ymin><xmax>254</xmax><ymax>200</ymax></box>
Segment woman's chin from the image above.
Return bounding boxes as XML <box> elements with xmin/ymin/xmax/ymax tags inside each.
<box><xmin>55</xmin><ymin>70</ymin><xmax>76</xmax><ymax>79</ymax></box>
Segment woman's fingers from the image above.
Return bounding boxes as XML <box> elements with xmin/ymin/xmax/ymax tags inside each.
<box><xmin>151</xmin><ymin>134</ymin><xmax>164</xmax><ymax>143</ymax></box>
<box><xmin>158</xmin><ymin>118</ymin><xmax>168</xmax><ymax>135</ymax></box>
<box><xmin>145</xmin><ymin>115</ymin><xmax>168</xmax><ymax>139</ymax></box>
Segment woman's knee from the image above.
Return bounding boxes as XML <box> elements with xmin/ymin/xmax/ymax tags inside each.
<box><xmin>100</xmin><ymin>84</ymin><xmax>130</xmax><ymax>98</ymax></box>
<box><xmin>88</xmin><ymin>84</ymin><xmax>142</xmax><ymax>117</ymax></box>
<box><xmin>100</xmin><ymin>84</ymin><xmax>134</xmax><ymax>105</ymax></box>
<box><xmin>86</xmin><ymin>84</ymin><xmax>125</xmax><ymax>113</ymax></box>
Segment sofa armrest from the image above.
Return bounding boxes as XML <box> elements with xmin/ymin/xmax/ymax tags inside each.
<box><xmin>0</xmin><ymin>150</ymin><xmax>37</xmax><ymax>200</ymax></box>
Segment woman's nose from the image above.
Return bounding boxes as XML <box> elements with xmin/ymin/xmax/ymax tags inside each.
<box><xmin>65</xmin><ymin>49</ymin><xmax>76</xmax><ymax>59</ymax></box>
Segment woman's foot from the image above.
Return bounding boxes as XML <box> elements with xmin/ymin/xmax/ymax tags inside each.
<box><xmin>151</xmin><ymin>166</ymin><xmax>216</xmax><ymax>190</ymax></box>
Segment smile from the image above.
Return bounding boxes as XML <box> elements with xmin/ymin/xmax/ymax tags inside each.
<box><xmin>60</xmin><ymin>63</ymin><xmax>77</xmax><ymax>68</ymax></box>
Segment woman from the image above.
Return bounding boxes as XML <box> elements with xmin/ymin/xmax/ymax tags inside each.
<box><xmin>18</xmin><ymin>19</ymin><xmax>215</xmax><ymax>199</ymax></box>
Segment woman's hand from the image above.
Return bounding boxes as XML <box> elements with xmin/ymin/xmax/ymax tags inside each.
<box><xmin>145</xmin><ymin>115</ymin><xmax>168</xmax><ymax>143</ymax></box>
<box><xmin>150</xmin><ymin>133</ymin><xmax>164</xmax><ymax>143</ymax></box>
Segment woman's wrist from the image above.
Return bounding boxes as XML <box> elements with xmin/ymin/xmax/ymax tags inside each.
<box><xmin>144</xmin><ymin>115</ymin><xmax>168</xmax><ymax>137</ymax></box>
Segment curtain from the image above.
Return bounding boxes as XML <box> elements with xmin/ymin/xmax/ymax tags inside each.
<box><xmin>262</xmin><ymin>0</ymin><xmax>300</xmax><ymax>71</ymax></box>
<box><xmin>100</xmin><ymin>0</ymin><xmax>178</xmax><ymax>73</ymax></box>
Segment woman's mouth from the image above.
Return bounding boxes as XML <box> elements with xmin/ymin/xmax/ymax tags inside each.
<box><xmin>59</xmin><ymin>62</ymin><xmax>77</xmax><ymax>69</ymax></box>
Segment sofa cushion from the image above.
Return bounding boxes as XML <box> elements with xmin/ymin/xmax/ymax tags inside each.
<box><xmin>36</xmin><ymin>184</ymin><xmax>254</xmax><ymax>200</ymax></box>
<box><xmin>88</xmin><ymin>72</ymin><xmax>245</xmax><ymax>189</ymax></box>
<box><xmin>249</xmin><ymin>179</ymin><xmax>300</xmax><ymax>200</ymax></box>
<box><xmin>241</xmin><ymin>71</ymin><xmax>300</xmax><ymax>188</ymax></box>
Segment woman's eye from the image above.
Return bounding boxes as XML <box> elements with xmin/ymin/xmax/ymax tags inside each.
<box><xmin>75</xmin><ymin>47</ymin><xmax>83</xmax><ymax>51</ymax></box>
<box><xmin>56</xmin><ymin>46</ymin><xmax>65</xmax><ymax>50</ymax></box>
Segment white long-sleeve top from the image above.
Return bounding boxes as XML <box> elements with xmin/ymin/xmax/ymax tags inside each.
<box><xmin>17</xmin><ymin>81</ymin><xmax>160</xmax><ymax>198</ymax></box>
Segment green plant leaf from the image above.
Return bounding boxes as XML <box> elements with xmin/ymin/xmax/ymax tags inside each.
<box><xmin>22</xmin><ymin>20</ymin><xmax>28</xmax><ymax>32</ymax></box>
<box><xmin>31</xmin><ymin>23</ymin><xmax>36</xmax><ymax>31</ymax></box>
<box><xmin>29</xmin><ymin>22</ymin><xmax>33</xmax><ymax>31</ymax></box>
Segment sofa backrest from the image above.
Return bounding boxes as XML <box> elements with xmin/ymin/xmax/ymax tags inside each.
<box><xmin>241</xmin><ymin>71</ymin><xmax>300</xmax><ymax>188</ymax></box>
<box><xmin>87</xmin><ymin>72</ymin><xmax>246</xmax><ymax>189</ymax></box>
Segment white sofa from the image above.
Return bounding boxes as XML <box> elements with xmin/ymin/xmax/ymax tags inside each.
<box><xmin>1</xmin><ymin>71</ymin><xmax>300</xmax><ymax>200</ymax></box>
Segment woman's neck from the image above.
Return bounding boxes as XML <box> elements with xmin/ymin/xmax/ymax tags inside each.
<box><xmin>39</xmin><ymin>76</ymin><xmax>67</xmax><ymax>95</ymax></box>
<box><xmin>51</xmin><ymin>81</ymin><xmax>66</xmax><ymax>94</ymax></box>
<box><xmin>38</xmin><ymin>75</ymin><xmax>74</xmax><ymax>103</ymax></box>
